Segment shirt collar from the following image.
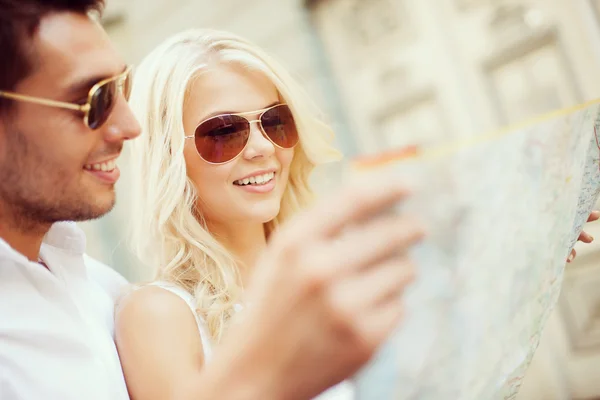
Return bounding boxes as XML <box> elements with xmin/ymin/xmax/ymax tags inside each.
<box><xmin>42</xmin><ymin>221</ymin><xmax>87</xmax><ymax>254</ymax></box>
<box><xmin>0</xmin><ymin>221</ymin><xmax>86</xmax><ymax>264</ymax></box>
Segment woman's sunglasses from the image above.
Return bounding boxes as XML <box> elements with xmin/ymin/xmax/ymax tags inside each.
<box><xmin>0</xmin><ymin>65</ymin><xmax>132</xmax><ymax>130</ymax></box>
<box><xmin>185</xmin><ymin>103</ymin><xmax>299</xmax><ymax>164</ymax></box>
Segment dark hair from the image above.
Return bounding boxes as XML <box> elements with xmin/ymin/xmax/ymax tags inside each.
<box><xmin>0</xmin><ymin>0</ymin><xmax>105</xmax><ymax>98</ymax></box>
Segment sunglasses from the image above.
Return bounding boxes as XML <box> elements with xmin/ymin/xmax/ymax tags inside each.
<box><xmin>0</xmin><ymin>65</ymin><xmax>132</xmax><ymax>130</ymax></box>
<box><xmin>185</xmin><ymin>103</ymin><xmax>299</xmax><ymax>164</ymax></box>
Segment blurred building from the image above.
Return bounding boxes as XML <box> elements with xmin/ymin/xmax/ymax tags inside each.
<box><xmin>82</xmin><ymin>0</ymin><xmax>600</xmax><ymax>398</ymax></box>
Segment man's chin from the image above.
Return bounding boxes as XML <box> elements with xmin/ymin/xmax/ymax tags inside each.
<box><xmin>92</xmin><ymin>192</ymin><xmax>117</xmax><ymax>218</ymax></box>
<box><xmin>70</xmin><ymin>190</ymin><xmax>116</xmax><ymax>222</ymax></box>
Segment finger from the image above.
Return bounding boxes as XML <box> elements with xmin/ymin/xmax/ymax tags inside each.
<box><xmin>288</xmin><ymin>172</ymin><xmax>413</xmax><ymax>239</ymax></box>
<box><xmin>567</xmin><ymin>249</ymin><xmax>576</xmax><ymax>263</ymax></box>
<box><xmin>578</xmin><ymin>231</ymin><xmax>594</xmax><ymax>243</ymax></box>
<box><xmin>329</xmin><ymin>257</ymin><xmax>415</xmax><ymax>312</ymax></box>
<box><xmin>322</xmin><ymin>214</ymin><xmax>424</xmax><ymax>273</ymax></box>
<box><xmin>588</xmin><ymin>210</ymin><xmax>600</xmax><ymax>222</ymax></box>
<box><xmin>358</xmin><ymin>298</ymin><xmax>405</xmax><ymax>349</ymax></box>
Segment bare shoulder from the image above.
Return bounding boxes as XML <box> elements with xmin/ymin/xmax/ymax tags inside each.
<box><xmin>115</xmin><ymin>285</ymin><xmax>198</xmax><ymax>335</ymax></box>
<box><xmin>115</xmin><ymin>285</ymin><xmax>206</xmax><ymax>400</ymax></box>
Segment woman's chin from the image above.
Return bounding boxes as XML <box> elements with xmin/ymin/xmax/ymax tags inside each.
<box><xmin>245</xmin><ymin>204</ymin><xmax>282</xmax><ymax>224</ymax></box>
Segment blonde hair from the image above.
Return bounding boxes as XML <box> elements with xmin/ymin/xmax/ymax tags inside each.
<box><xmin>127</xmin><ymin>28</ymin><xmax>342</xmax><ymax>341</ymax></box>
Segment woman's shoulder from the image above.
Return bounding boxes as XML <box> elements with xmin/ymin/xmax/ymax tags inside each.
<box><xmin>115</xmin><ymin>281</ymin><xmax>213</xmax><ymax>360</ymax></box>
<box><xmin>144</xmin><ymin>281</ymin><xmax>197</xmax><ymax>305</ymax></box>
<box><xmin>115</xmin><ymin>283</ymin><xmax>198</xmax><ymax>330</ymax></box>
<box><xmin>113</xmin><ymin>283</ymin><xmax>210</xmax><ymax>397</ymax></box>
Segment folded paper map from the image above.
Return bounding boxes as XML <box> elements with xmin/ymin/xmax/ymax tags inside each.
<box><xmin>352</xmin><ymin>101</ymin><xmax>600</xmax><ymax>399</ymax></box>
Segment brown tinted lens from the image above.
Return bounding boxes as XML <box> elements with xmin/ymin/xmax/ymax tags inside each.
<box><xmin>195</xmin><ymin>115</ymin><xmax>250</xmax><ymax>163</ymax></box>
<box><xmin>87</xmin><ymin>81</ymin><xmax>117</xmax><ymax>129</ymax></box>
<box><xmin>260</xmin><ymin>105</ymin><xmax>299</xmax><ymax>148</ymax></box>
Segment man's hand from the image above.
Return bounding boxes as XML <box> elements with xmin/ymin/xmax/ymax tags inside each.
<box><xmin>568</xmin><ymin>210</ymin><xmax>600</xmax><ymax>263</ymax></box>
<box><xmin>208</xmin><ymin>173</ymin><xmax>424</xmax><ymax>400</ymax></box>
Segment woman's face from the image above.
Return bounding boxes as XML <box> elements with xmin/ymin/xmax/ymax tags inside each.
<box><xmin>182</xmin><ymin>64</ymin><xmax>295</xmax><ymax>227</ymax></box>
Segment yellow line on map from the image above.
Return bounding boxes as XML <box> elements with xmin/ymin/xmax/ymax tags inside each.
<box><xmin>353</xmin><ymin>97</ymin><xmax>600</xmax><ymax>170</ymax></box>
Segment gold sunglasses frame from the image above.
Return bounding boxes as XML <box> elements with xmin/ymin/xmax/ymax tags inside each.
<box><xmin>0</xmin><ymin>65</ymin><xmax>132</xmax><ymax>130</ymax></box>
<box><xmin>184</xmin><ymin>103</ymin><xmax>299</xmax><ymax>165</ymax></box>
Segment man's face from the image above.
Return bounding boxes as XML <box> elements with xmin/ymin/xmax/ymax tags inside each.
<box><xmin>0</xmin><ymin>12</ymin><xmax>141</xmax><ymax>225</ymax></box>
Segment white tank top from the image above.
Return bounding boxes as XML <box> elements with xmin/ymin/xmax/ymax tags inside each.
<box><xmin>149</xmin><ymin>281</ymin><xmax>355</xmax><ymax>400</ymax></box>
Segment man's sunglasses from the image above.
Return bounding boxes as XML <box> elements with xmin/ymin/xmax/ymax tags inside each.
<box><xmin>0</xmin><ymin>65</ymin><xmax>132</xmax><ymax>130</ymax></box>
<box><xmin>185</xmin><ymin>103</ymin><xmax>299</xmax><ymax>164</ymax></box>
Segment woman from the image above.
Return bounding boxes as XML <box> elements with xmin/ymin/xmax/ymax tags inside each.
<box><xmin>115</xmin><ymin>28</ymin><xmax>355</xmax><ymax>399</ymax></box>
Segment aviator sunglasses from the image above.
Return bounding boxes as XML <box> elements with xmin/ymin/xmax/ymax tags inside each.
<box><xmin>0</xmin><ymin>65</ymin><xmax>133</xmax><ymax>130</ymax></box>
<box><xmin>185</xmin><ymin>103</ymin><xmax>300</xmax><ymax>164</ymax></box>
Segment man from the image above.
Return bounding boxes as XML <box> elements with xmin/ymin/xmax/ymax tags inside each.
<box><xmin>0</xmin><ymin>1</ymin><xmax>424</xmax><ymax>399</ymax></box>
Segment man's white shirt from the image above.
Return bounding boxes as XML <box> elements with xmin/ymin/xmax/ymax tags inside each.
<box><xmin>0</xmin><ymin>222</ymin><xmax>130</xmax><ymax>400</ymax></box>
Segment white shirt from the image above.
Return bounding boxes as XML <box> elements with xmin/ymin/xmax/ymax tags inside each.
<box><xmin>0</xmin><ymin>222</ymin><xmax>130</xmax><ymax>400</ymax></box>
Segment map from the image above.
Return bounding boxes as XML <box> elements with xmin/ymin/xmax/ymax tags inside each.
<box><xmin>352</xmin><ymin>101</ymin><xmax>600</xmax><ymax>399</ymax></box>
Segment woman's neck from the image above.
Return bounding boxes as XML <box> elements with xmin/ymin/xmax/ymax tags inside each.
<box><xmin>207</xmin><ymin>220</ymin><xmax>268</xmax><ymax>285</ymax></box>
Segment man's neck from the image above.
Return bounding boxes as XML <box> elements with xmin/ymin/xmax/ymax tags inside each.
<box><xmin>0</xmin><ymin>209</ymin><xmax>51</xmax><ymax>262</ymax></box>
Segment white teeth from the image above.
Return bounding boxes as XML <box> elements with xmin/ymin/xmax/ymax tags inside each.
<box><xmin>234</xmin><ymin>172</ymin><xmax>275</xmax><ymax>186</ymax></box>
<box><xmin>84</xmin><ymin>159</ymin><xmax>117</xmax><ymax>172</ymax></box>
